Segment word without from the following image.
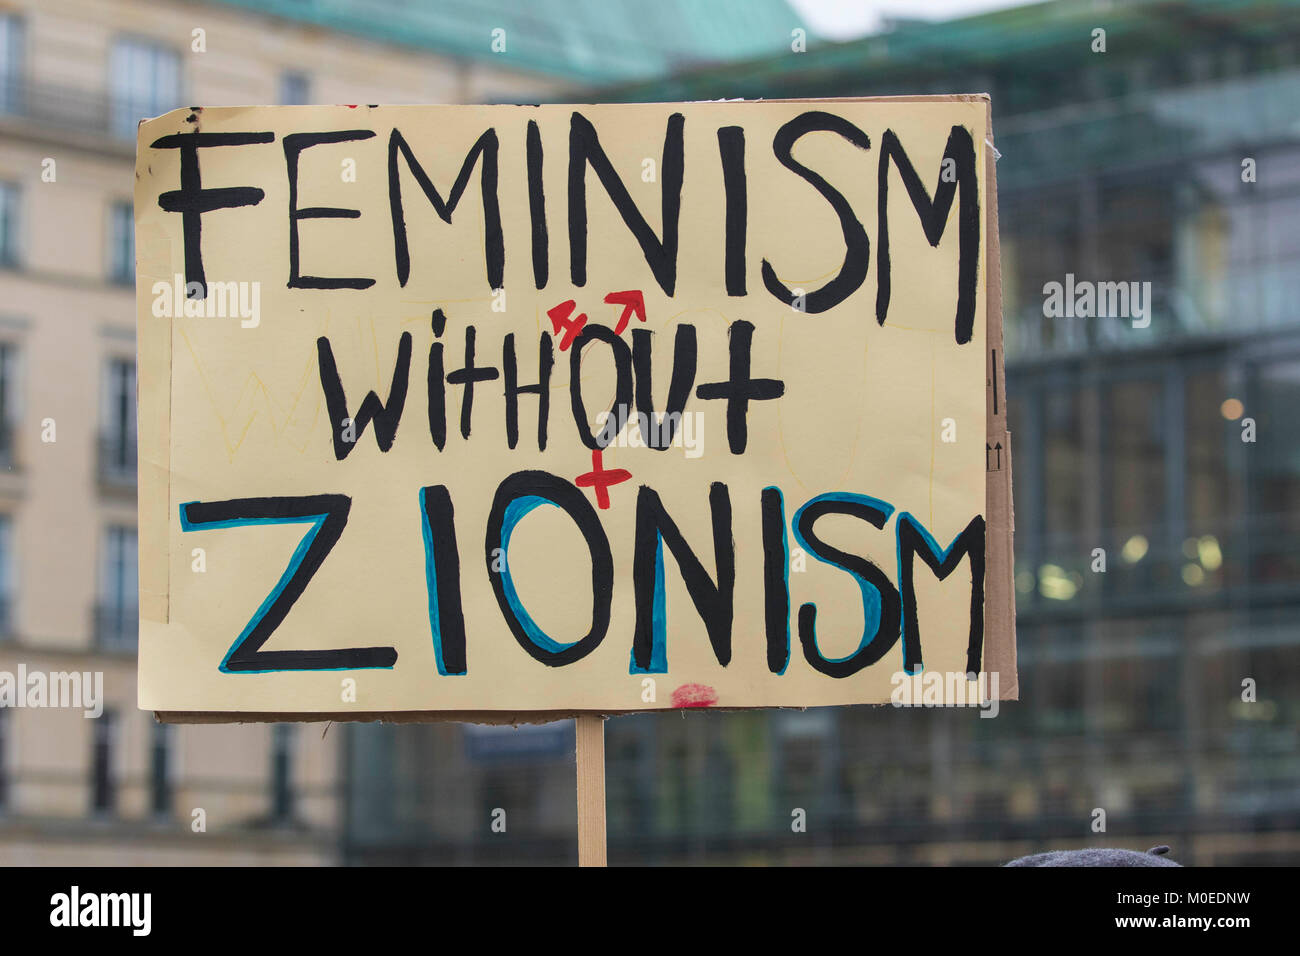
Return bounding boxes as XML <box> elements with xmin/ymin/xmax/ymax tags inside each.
<box><xmin>317</xmin><ymin>311</ymin><xmax>782</xmax><ymax>459</ymax></box>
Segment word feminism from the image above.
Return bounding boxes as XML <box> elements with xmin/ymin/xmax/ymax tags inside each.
<box><xmin>150</xmin><ymin>109</ymin><xmax>980</xmax><ymax>342</ymax></box>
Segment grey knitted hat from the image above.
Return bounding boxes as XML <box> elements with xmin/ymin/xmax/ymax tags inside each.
<box><xmin>1005</xmin><ymin>845</ymin><xmax>1181</xmax><ymax>867</ymax></box>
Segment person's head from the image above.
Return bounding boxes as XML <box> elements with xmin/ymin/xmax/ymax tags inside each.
<box><xmin>1005</xmin><ymin>845</ymin><xmax>1180</xmax><ymax>867</ymax></box>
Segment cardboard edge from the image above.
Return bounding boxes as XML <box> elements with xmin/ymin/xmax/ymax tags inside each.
<box><xmin>135</xmin><ymin>114</ymin><xmax>174</xmax><ymax>634</ymax></box>
<box><xmin>981</xmin><ymin>99</ymin><xmax>1019</xmax><ymax>701</ymax></box>
<box><xmin>156</xmin><ymin>707</ymin><xmax>822</xmax><ymax>726</ymax></box>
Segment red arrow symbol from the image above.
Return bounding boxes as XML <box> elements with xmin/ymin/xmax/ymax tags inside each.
<box><xmin>604</xmin><ymin>290</ymin><xmax>646</xmax><ymax>335</ymax></box>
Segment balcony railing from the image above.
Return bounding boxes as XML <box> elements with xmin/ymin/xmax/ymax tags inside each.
<box><xmin>0</xmin><ymin>77</ymin><xmax>173</xmax><ymax>142</ymax></box>
<box><xmin>94</xmin><ymin>603</ymin><xmax>138</xmax><ymax>651</ymax></box>
<box><xmin>98</xmin><ymin>434</ymin><xmax>136</xmax><ymax>487</ymax></box>
<box><xmin>1015</xmin><ymin>513</ymin><xmax>1300</xmax><ymax>621</ymax></box>
<box><xmin>1</xmin><ymin>77</ymin><xmax>114</xmax><ymax>137</ymax></box>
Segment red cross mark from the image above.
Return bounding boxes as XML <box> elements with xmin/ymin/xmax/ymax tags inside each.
<box><xmin>547</xmin><ymin>299</ymin><xmax>588</xmax><ymax>351</ymax></box>
<box><xmin>575</xmin><ymin>449</ymin><xmax>631</xmax><ymax>510</ymax></box>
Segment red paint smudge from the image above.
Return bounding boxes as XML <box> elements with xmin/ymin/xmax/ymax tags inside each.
<box><xmin>671</xmin><ymin>683</ymin><xmax>718</xmax><ymax>708</ymax></box>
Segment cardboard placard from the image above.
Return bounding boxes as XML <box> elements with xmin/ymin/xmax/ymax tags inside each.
<box><xmin>135</xmin><ymin>96</ymin><xmax>1015</xmax><ymax>722</ymax></box>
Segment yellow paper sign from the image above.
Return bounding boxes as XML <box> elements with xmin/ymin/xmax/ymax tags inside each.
<box><xmin>135</xmin><ymin>98</ymin><xmax>1010</xmax><ymax>719</ymax></box>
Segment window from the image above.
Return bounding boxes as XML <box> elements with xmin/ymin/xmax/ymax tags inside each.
<box><xmin>1249</xmin><ymin>358</ymin><xmax>1300</xmax><ymax>587</ymax></box>
<box><xmin>109</xmin><ymin>38</ymin><xmax>180</xmax><ymax>139</ymax></box>
<box><xmin>92</xmin><ymin>710</ymin><xmax>116</xmax><ymax>813</ymax></box>
<box><xmin>1186</xmin><ymin>367</ymin><xmax>1231</xmax><ymax>592</ymax></box>
<box><xmin>97</xmin><ymin>527</ymin><xmax>137</xmax><ymax>650</ymax></box>
<box><xmin>0</xmin><ymin>182</ymin><xmax>18</xmax><ymax>267</ymax></box>
<box><xmin>99</xmin><ymin>358</ymin><xmax>136</xmax><ymax>485</ymax></box>
<box><xmin>0</xmin><ymin>342</ymin><xmax>17</xmax><ymax>469</ymax></box>
<box><xmin>0</xmin><ymin>514</ymin><xmax>12</xmax><ymax>636</ymax></box>
<box><xmin>1107</xmin><ymin>378</ymin><xmax>1169</xmax><ymax>596</ymax></box>
<box><xmin>0</xmin><ymin>13</ymin><xmax>23</xmax><ymax>114</ymax></box>
<box><xmin>109</xmin><ymin>201</ymin><xmax>134</xmax><ymax>284</ymax></box>
<box><xmin>279</xmin><ymin>71</ymin><xmax>310</xmax><ymax>105</ymax></box>
<box><xmin>271</xmin><ymin>724</ymin><xmax>294</xmax><ymax>822</ymax></box>
<box><xmin>1108</xmin><ymin>378</ymin><xmax>1167</xmax><ymax>533</ymax></box>
<box><xmin>150</xmin><ymin>722</ymin><xmax>172</xmax><ymax>817</ymax></box>
<box><xmin>1044</xmin><ymin>386</ymin><xmax>1086</xmax><ymax>541</ymax></box>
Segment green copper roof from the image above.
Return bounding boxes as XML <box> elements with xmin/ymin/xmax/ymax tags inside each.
<box><xmin>579</xmin><ymin>0</ymin><xmax>1300</xmax><ymax>102</ymax></box>
<box><xmin>207</xmin><ymin>0</ymin><xmax>812</xmax><ymax>84</ymax></box>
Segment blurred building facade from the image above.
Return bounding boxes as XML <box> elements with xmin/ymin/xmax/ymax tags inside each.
<box><xmin>6</xmin><ymin>0</ymin><xmax>1292</xmax><ymax>870</ymax></box>
<box><xmin>344</xmin><ymin>0</ymin><xmax>1300</xmax><ymax>866</ymax></box>
<box><xmin>0</xmin><ymin>0</ymin><xmax>805</xmax><ymax>864</ymax></box>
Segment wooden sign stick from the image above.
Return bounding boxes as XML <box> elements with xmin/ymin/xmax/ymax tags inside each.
<box><xmin>575</xmin><ymin>715</ymin><xmax>608</xmax><ymax>866</ymax></box>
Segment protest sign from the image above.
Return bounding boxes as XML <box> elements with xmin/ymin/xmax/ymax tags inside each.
<box><xmin>134</xmin><ymin>96</ymin><xmax>1015</xmax><ymax>722</ymax></box>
